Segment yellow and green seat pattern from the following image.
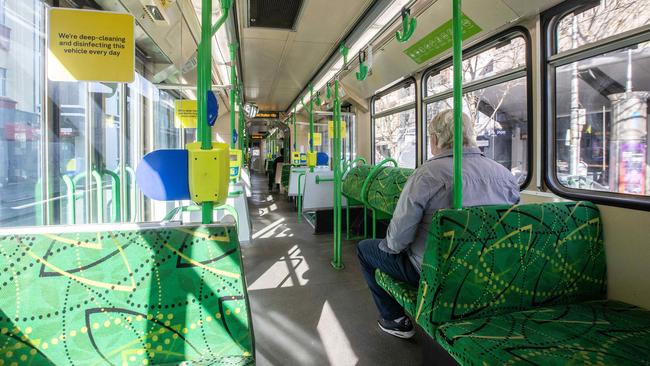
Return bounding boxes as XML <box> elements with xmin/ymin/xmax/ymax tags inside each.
<box><xmin>0</xmin><ymin>225</ymin><xmax>254</xmax><ymax>366</ymax></box>
<box><xmin>376</xmin><ymin>201</ymin><xmax>650</xmax><ymax>365</ymax></box>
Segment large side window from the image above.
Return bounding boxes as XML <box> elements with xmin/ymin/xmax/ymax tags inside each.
<box><xmin>422</xmin><ymin>31</ymin><xmax>530</xmax><ymax>186</ymax></box>
<box><xmin>372</xmin><ymin>80</ymin><xmax>417</xmax><ymax>168</ymax></box>
<box><xmin>544</xmin><ymin>0</ymin><xmax>650</xmax><ymax>207</ymax></box>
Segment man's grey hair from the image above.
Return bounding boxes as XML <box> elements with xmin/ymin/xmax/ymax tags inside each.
<box><xmin>427</xmin><ymin>109</ymin><xmax>477</xmax><ymax>150</ymax></box>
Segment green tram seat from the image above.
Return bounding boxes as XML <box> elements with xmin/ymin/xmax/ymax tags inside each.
<box><xmin>365</xmin><ymin>167</ymin><xmax>413</xmax><ymax>216</ymax></box>
<box><xmin>342</xmin><ymin>164</ymin><xmax>373</xmax><ymax>204</ymax></box>
<box><xmin>375</xmin><ymin>201</ymin><xmax>650</xmax><ymax>365</ymax></box>
<box><xmin>342</xmin><ymin>164</ymin><xmax>414</xmax><ymax>239</ymax></box>
<box><xmin>281</xmin><ymin>164</ymin><xmax>292</xmax><ymax>192</ymax></box>
<box><xmin>0</xmin><ymin>224</ymin><xmax>254</xmax><ymax>366</ymax></box>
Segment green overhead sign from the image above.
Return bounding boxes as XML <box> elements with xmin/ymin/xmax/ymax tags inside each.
<box><xmin>405</xmin><ymin>13</ymin><xmax>482</xmax><ymax>64</ymax></box>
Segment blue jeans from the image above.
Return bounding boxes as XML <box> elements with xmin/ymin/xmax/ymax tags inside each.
<box><xmin>357</xmin><ymin>239</ymin><xmax>420</xmax><ymax>320</ymax></box>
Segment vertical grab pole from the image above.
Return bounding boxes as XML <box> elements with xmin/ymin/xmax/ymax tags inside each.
<box><xmin>293</xmin><ymin>107</ymin><xmax>297</xmax><ymax>152</ymax></box>
<box><xmin>452</xmin><ymin>0</ymin><xmax>463</xmax><ymax>209</ymax></box>
<box><xmin>198</xmin><ymin>0</ymin><xmax>213</xmax><ymax>223</ymax></box>
<box><xmin>229</xmin><ymin>42</ymin><xmax>238</xmax><ymax>150</ymax></box>
<box><xmin>331</xmin><ymin>79</ymin><xmax>343</xmax><ymax>269</ymax></box>
<box><xmin>308</xmin><ymin>84</ymin><xmax>314</xmax><ymax>172</ymax></box>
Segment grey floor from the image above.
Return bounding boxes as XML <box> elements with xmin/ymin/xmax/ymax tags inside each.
<box><xmin>241</xmin><ymin>173</ymin><xmax>423</xmax><ymax>366</ymax></box>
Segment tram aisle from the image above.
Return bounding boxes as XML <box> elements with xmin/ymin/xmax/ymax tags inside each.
<box><xmin>242</xmin><ymin>173</ymin><xmax>422</xmax><ymax>365</ymax></box>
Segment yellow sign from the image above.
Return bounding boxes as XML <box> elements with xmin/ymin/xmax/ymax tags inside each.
<box><xmin>174</xmin><ymin>100</ymin><xmax>198</xmax><ymax>128</ymax></box>
<box><xmin>313</xmin><ymin>133</ymin><xmax>322</xmax><ymax>146</ymax></box>
<box><xmin>48</xmin><ymin>9</ymin><xmax>135</xmax><ymax>82</ymax></box>
<box><xmin>328</xmin><ymin>121</ymin><xmax>347</xmax><ymax>139</ymax></box>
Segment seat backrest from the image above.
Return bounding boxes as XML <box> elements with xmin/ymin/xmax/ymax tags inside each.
<box><xmin>0</xmin><ymin>224</ymin><xmax>254</xmax><ymax>365</ymax></box>
<box><xmin>366</xmin><ymin>167</ymin><xmax>413</xmax><ymax>215</ymax></box>
<box><xmin>342</xmin><ymin>164</ymin><xmax>373</xmax><ymax>203</ymax></box>
<box><xmin>316</xmin><ymin>152</ymin><xmax>329</xmax><ymax>166</ymax></box>
<box><xmin>415</xmin><ymin>201</ymin><xmax>606</xmax><ymax>335</ymax></box>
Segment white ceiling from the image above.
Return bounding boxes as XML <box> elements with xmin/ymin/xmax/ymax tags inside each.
<box><xmin>237</xmin><ymin>0</ymin><xmax>374</xmax><ymax>111</ymax></box>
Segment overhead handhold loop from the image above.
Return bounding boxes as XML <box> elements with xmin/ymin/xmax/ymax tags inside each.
<box><xmin>396</xmin><ymin>8</ymin><xmax>417</xmax><ymax>43</ymax></box>
<box><xmin>356</xmin><ymin>50</ymin><xmax>369</xmax><ymax>81</ymax></box>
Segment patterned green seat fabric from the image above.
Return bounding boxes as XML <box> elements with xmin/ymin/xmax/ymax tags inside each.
<box><xmin>435</xmin><ymin>300</ymin><xmax>650</xmax><ymax>366</ymax></box>
<box><xmin>415</xmin><ymin>202</ymin><xmax>606</xmax><ymax>337</ymax></box>
<box><xmin>366</xmin><ymin>167</ymin><xmax>413</xmax><ymax>215</ymax></box>
<box><xmin>0</xmin><ymin>225</ymin><xmax>254</xmax><ymax>366</ymax></box>
<box><xmin>281</xmin><ymin>164</ymin><xmax>292</xmax><ymax>190</ymax></box>
<box><xmin>375</xmin><ymin>270</ymin><xmax>418</xmax><ymax>317</ymax></box>
<box><xmin>342</xmin><ymin>165</ymin><xmax>373</xmax><ymax>202</ymax></box>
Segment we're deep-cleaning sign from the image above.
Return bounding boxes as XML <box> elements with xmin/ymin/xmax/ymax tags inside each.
<box><xmin>48</xmin><ymin>8</ymin><xmax>135</xmax><ymax>82</ymax></box>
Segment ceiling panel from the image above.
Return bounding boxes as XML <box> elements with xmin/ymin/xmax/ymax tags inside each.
<box><xmin>293</xmin><ymin>0</ymin><xmax>373</xmax><ymax>43</ymax></box>
<box><xmin>501</xmin><ymin>0</ymin><xmax>566</xmax><ymax>17</ymax></box>
<box><xmin>242</xmin><ymin>38</ymin><xmax>287</xmax><ymax>87</ymax></box>
<box><xmin>238</xmin><ymin>0</ymin><xmax>374</xmax><ymax>111</ymax></box>
<box><xmin>275</xmin><ymin>41</ymin><xmax>333</xmax><ymax>89</ymax></box>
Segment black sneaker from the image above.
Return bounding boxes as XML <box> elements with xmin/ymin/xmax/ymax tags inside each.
<box><xmin>378</xmin><ymin>317</ymin><xmax>415</xmax><ymax>339</ymax></box>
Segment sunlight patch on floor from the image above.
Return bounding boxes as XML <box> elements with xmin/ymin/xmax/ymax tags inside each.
<box><xmin>248</xmin><ymin>245</ymin><xmax>309</xmax><ymax>290</ymax></box>
<box><xmin>317</xmin><ymin>300</ymin><xmax>359</xmax><ymax>365</ymax></box>
<box><xmin>252</xmin><ymin>218</ymin><xmax>285</xmax><ymax>239</ymax></box>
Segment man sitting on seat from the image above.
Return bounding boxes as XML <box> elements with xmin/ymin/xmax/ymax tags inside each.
<box><xmin>357</xmin><ymin>109</ymin><xmax>520</xmax><ymax>339</ymax></box>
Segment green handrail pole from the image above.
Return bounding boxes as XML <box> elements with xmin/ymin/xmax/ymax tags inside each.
<box><xmin>229</xmin><ymin>42</ymin><xmax>238</xmax><ymax>150</ymax></box>
<box><xmin>452</xmin><ymin>0</ymin><xmax>463</xmax><ymax>209</ymax></box>
<box><xmin>309</xmin><ymin>84</ymin><xmax>314</xmax><ymax>153</ymax></box>
<box><xmin>292</xmin><ymin>107</ymin><xmax>297</xmax><ymax>151</ymax></box>
<box><xmin>197</xmin><ymin>0</ymin><xmax>225</xmax><ymax>223</ymax></box>
<box><xmin>91</xmin><ymin>170</ymin><xmax>104</xmax><ymax>224</ymax></box>
<box><xmin>332</xmin><ymin>79</ymin><xmax>343</xmax><ymax>269</ymax></box>
<box><xmin>62</xmin><ymin>175</ymin><xmax>75</xmax><ymax>224</ymax></box>
<box><xmin>211</xmin><ymin>0</ymin><xmax>232</xmax><ymax>36</ymax></box>
<box><xmin>103</xmin><ymin>170</ymin><xmax>121</xmax><ymax>222</ymax></box>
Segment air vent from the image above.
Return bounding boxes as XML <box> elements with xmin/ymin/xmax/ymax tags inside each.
<box><xmin>249</xmin><ymin>0</ymin><xmax>304</xmax><ymax>30</ymax></box>
<box><xmin>141</xmin><ymin>0</ymin><xmax>171</xmax><ymax>25</ymax></box>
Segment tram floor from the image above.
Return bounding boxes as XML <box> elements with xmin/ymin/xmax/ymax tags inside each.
<box><xmin>242</xmin><ymin>173</ymin><xmax>423</xmax><ymax>366</ymax></box>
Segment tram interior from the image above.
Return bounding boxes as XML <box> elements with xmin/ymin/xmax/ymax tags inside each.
<box><xmin>1</xmin><ymin>0</ymin><xmax>650</xmax><ymax>365</ymax></box>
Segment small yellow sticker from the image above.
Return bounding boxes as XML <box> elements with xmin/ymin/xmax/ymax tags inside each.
<box><xmin>328</xmin><ymin>121</ymin><xmax>347</xmax><ymax>139</ymax></box>
<box><xmin>48</xmin><ymin>8</ymin><xmax>134</xmax><ymax>82</ymax></box>
<box><xmin>313</xmin><ymin>132</ymin><xmax>322</xmax><ymax>146</ymax></box>
<box><xmin>174</xmin><ymin>100</ymin><xmax>198</xmax><ymax>128</ymax></box>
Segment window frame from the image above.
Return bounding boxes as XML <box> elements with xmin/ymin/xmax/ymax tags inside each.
<box><xmin>420</xmin><ymin>27</ymin><xmax>533</xmax><ymax>189</ymax></box>
<box><xmin>370</xmin><ymin>77</ymin><xmax>418</xmax><ymax>167</ymax></box>
<box><xmin>542</xmin><ymin>0</ymin><xmax>650</xmax><ymax>210</ymax></box>
<box><xmin>0</xmin><ymin>67</ymin><xmax>6</xmax><ymax>96</ymax></box>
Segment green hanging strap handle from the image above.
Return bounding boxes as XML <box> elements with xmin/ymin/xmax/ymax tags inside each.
<box><xmin>315</xmin><ymin>91</ymin><xmax>322</xmax><ymax>106</ymax></box>
<box><xmin>339</xmin><ymin>42</ymin><xmax>350</xmax><ymax>66</ymax></box>
<box><xmin>396</xmin><ymin>8</ymin><xmax>417</xmax><ymax>43</ymax></box>
<box><xmin>326</xmin><ymin>82</ymin><xmax>332</xmax><ymax>100</ymax></box>
<box><xmin>360</xmin><ymin>158</ymin><xmax>397</xmax><ymax>206</ymax></box>
<box><xmin>356</xmin><ymin>51</ymin><xmax>369</xmax><ymax>81</ymax></box>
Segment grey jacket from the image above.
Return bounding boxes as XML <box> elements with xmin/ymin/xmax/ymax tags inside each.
<box><xmin>378</xmin><ymin>147</ymin><xmax>520</xmax><ymax>273</ymax></box>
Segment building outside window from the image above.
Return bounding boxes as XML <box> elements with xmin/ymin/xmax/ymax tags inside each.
<box><xmin>372</xmin><ymin>81</ymin><xmax>417</xmax><ymax>168</ymax></box>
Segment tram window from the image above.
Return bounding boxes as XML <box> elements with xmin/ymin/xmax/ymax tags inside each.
<box><xmin>372</xmin><ymin>82</ymin><xmax>417</xmax><ymax>168</ymax></box>
<box><xmin>555</xmin><ymin>0</ymin><xmax>650</xmax><ymax>54</ymax></box>
<box><xmin>545</xmin><ymin>0</ymin><xmax>650</xmax><ymax>204</ymax></box>
<box><xmin>425</xmin><ymin>36</ymin><xmax>526</xmax><ymax>97</ymax></box>
<box><xmin>0</xmin><ymin>2</ymin><xmax>44</xmax><ymax>228</ymax></box>
<box><xmin>373</xmin><ymin>81</ymin><xmax>416</xmax><ymax>114</ymax></box>
<box><xmin>422</xmin><ymin>32</ymin><xmax>530</xmax><ymax>186</ymax></box>
<box><xmin>425</xmin><ymin>78</ymin><xmax>528</xmax><ymax>185</ymax></box>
